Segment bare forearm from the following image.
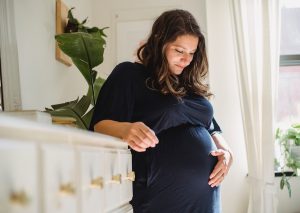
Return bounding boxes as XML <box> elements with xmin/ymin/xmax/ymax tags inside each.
<box><xmin>93</xmin><ymin>120</ymin><xmax>158</xmax><ymax>152</ymax></box>
<box><xmin>209</xmin><ymin>133</ymin><xmax>233</xmax><ymax>186</ymax></box>
<box><xmin>94</xmin><ymin>120</ymin><xmax>129</xmax><ymax>139</ymax></box>
<box><xmin>212</xmin><ymin>133</ymin><xmax>230</xmax><ymax>151</ymax></box>
<box><xmin>212</xmin><ymin>133</ymin><xmax>233</xmax><ymax>163</ymax></box>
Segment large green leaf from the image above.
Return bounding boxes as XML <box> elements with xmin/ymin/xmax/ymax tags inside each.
<box><xmin>87</xmin><ymin>77</ymin><xmax>106</xmax><ymax>105</ymax></box>
<box><xmin>55</xmin><ymin>32</ymin><xmax>105</xmax><ymax>68</ymax></box>
<box><xmin>49</xmin><ymin>98</ymin><xmax>78</xmax><ymax>110</ymax></box>
<box><xmin>71</xmin><ymin>58</ymin><xmax>90</xmax><ymax>85</ymax></box>
<box><xmin>89</xmin><ymin>31</ymin><xmax>105</xmax><ymax>65</ymax></box>
<box><xmin>45</xmin><ymin>96</ymin><xmax>91</xmax><ymax>129</ymax></box>
<box><xmin>71</xmin><ymin>95</ymin><xmax>91</xmax><ymax>117</ymax></box>
<box><xmin>82</xmin><ymin>108</ymin><xmax>94</xmax><ymax>129</ymax></box>
<box><xmin>47</xmin><ymin>108</ymin><xmax>87</xmax><ymax>129</ymax></box>
<box><xmin>51</xmin><ymin>17</ymin><xmax>108</xmax><ymax>129</ymax></box>
<box><xmin>55</xmin><ymin>32</ymin><xmax>106</xmax><ymax>88</ymax></box>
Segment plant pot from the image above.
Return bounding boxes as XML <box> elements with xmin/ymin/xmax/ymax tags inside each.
<box><xmin>51</xmin><ymin>116</ymin><xmax>77</xmax><ymax>128</ymax></box>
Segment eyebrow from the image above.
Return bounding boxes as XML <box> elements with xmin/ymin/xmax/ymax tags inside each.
<box><xmin>173</xmin><ymin>45</ymin><xmax>197</xmax><ymax>52</ymax></box>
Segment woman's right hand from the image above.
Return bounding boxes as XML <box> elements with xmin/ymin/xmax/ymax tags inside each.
<box><xmin>122</xmin><ymin>122</ymin><xmax>159</xmax><ymax>152</ymax></box>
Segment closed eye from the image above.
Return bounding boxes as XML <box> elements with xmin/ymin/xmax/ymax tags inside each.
<box><xmin>175</xmin><ymin>49</ymin><xmax>184</xmax><ymax>54</ymax></box>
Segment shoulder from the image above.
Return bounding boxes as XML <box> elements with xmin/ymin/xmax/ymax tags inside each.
<box><xmin>105</xmin><ymin>61</ymin><xmax>147</xmax><ymax>86</ymax></box>
<box><xmin>115</xmin><ymin>61</ymin><xmax>136</xmax><ymax>70</ymax></box>
<box><xmin>112</xmin><ymin>61</ymin><xmax>146</xmax><ymax>74</ymax></box>
<box><xmin>110</xmin><ymin>62</ymin><xmax>145</xmax><ymax>78</ymax></box>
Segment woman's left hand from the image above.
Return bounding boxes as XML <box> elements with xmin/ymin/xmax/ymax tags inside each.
<box><xmin>208</xmin><ymin>149</ymin><xmax>232</xmax><ymax>187</ymax></box>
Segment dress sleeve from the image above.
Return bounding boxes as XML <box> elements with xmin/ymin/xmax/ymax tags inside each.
<box><xmin>207</xmin><ymin>117</ymin><xmax>222</xmax><ymax>135</ymax></box>
<box><xmin>89</xmin><ymin>63</ymin><xmax>135</xmax><ymax>130</ymax></box>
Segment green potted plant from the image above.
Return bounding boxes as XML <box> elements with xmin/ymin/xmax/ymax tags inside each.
<box><xmin>45</xmin><ymin>8</ymin><xmax>107</xmax><ymax>129</ymax></box>
<box><xmin>276</xmin><ymin>123</ymin><xmax>300</xmax><ymax>197</ymax></box>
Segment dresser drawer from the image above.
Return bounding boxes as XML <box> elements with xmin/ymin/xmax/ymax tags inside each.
<box><xmin>119</xmin><ymin>151</ymin><xmax>133</xmax><ymax>204</ymax></box>
<box><xmin>78</xmin><ymin>146</ymin><xmax>105</xmax><ymax>213</ymax></box>
<box><xmin>0</xmin><ymin>139</ymin><xmax>39</xmax><ymax>213</ymax></box>
<box><xmin>42</xmin><ymin>144</ymin><xmax>77</xmax><ymax>213</ymax></box>
<box><xmin>104</xmin><ymin>150</ymin><xmax>121</xmax><ymax>212</ymax></box>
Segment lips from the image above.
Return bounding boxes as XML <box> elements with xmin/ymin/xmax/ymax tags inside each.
<box><xmin>175</xmin><ymin>64</ymin><xmax>185</xmax><ymax>69</ymax></box>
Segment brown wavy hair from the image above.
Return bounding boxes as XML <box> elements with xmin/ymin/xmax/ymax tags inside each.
<box><xmin>137</xmin><ymin>9</ymin><xmax>212</xmax><ymax>98</ymax></box>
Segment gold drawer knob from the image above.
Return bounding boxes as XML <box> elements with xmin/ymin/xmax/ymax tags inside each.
<box><xmin>90</xmin><ymin>177</ymin><xmax>104</xmax><ymax>189</ymax></box>
<box><xmin>10</xmin><ymin>190</ymin><xmax>30</xmax><ymax>206</ymax></box>
<box><xmin>111</xmin><ymin>174</ymin><xmax>122</xmax><ymax>184</ymax></box>
<box><xmin>125</xmin><ymin>171</ymin><xmax>135</xmax><ymax>181</ymax></box>
<box><xmin>59</xmin><ymin>183</ymin><xmax>75</xmax><ymax>195</ymax></box>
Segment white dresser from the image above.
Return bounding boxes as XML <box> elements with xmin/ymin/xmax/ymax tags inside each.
<box><xmin>0</xmin><ymin>114</ymin><xmax>134</xmax><ymax>213</ymax></box>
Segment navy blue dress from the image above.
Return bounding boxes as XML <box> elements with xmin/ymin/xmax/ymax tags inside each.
<box><xmin>90</xmin><ymin>62</ymin><xmax>222</xmax><ymax>213</ymax></box>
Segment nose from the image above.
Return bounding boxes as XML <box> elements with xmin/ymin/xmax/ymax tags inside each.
<box><xmin>180</xmin><ymin>53</ymin><xmax>193</xmax><ymax>64</ymax></box>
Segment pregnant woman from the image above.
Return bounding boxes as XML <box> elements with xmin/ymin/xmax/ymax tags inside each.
<box><xmin>90</xmin><ymin>9</ymin><xmax>233</xmax><ymax>213</ymax></box>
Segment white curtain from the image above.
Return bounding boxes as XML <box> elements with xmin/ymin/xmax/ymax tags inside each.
<box><xmin>228</xmin><ymin>0</ymin><xmax>281</xmax><ymax>212</ymax></box>
<box><xmin>0</xmin><ymin>0</ymin><xmax>22</xmax><ymax>110</ymax></box>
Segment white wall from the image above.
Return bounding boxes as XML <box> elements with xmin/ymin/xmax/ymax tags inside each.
<box><xmin>13</xmin><ymin>0</ymin><xmax>95</xmax><ymax>110</ymax></box>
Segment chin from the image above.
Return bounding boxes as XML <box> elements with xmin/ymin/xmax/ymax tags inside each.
<box><xmin>170</xmin><ymin>68</ymin><xmax>184</xmax><ymax>75</ymax></box>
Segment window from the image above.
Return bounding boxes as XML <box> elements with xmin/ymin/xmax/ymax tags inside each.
<box><xmin>275</xmin><ymin>2</ymin><xmax>300</xmax><ymax>174</ymax></box>
<box><xmin>276</xmin><ymin>3</ymin><xmax>300</xmax><ymax>126</ymax></box>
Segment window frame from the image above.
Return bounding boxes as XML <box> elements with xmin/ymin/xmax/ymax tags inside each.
<box><xmin>280</xmin><ymin>55</ymin><xmax>300</xmax><ymax>66</ymax></box>
<box><xmin>275</xmin><ymin>58</ymin><xmax>300</xmax><ymax>176</ymax></box>
<box><xmin>275</xmin><ymin>2</ymin><xmax>300</xmax><ymax>176</ymax></box>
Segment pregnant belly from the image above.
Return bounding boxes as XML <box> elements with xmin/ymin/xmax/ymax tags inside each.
<box><xmin>147</xmin><ymin>124</ymin><xmax>218</xmax><ymax>188</ymax></box>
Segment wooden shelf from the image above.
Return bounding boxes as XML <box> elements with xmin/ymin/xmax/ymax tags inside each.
<box><xmin>55</xmin><ymin>0</ymin><xmax>72</xmax><ymax>66</ymax></box>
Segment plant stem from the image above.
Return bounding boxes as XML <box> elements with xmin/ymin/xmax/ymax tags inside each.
<box><xmin>91</xmin><ymin>82</ymin><xmax>96</xmax><ymax>105</ymax></box>
<box><xmin>81</xmin><ymin>35</ymin><xmax>96</xmax><ymax>106</ymax></box>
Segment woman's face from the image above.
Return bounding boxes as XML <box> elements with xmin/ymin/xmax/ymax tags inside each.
<box><xmin>165</xmin><ymin>34</ymin><xmax>199</xmax><ymax>75</ymax></box>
